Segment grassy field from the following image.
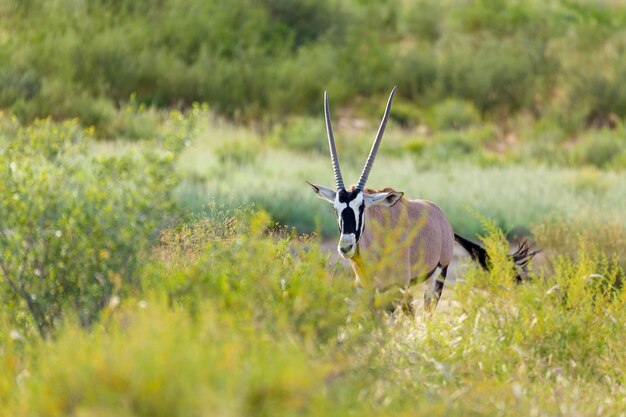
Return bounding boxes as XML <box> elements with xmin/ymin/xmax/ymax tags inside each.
<box><xmin>2</xmin><ymin>0</ymin><xmax>626</xmax><ymax>415</ymax></box>
<box><xmin>0</xmin><ymin>110</ymin><xmax>624</xmax><ymax>416</ymax></box>
<box><xmin>176</xmin><ymin>143</ymin><xmax>626</xmax><ymax>237</ymax></box>
<box><xmin>0</xmin><ymin>204</ymin><xmax>625</xmax><ymax>416</ymax></box>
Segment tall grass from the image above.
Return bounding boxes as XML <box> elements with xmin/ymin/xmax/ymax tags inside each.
<box><xmin>176</xmin><ymin>136</ymin><xmax>626</xmax><ymax>237</ymax></box>
<box><xmin>0</xmin><ymin>212</ymin><xmax>624</xmax><ymax>416</ymax></box>
<box><xmin>1</xmin><ymin>110</ymin><xmax>625</xmax><ymax>416</ymax></box>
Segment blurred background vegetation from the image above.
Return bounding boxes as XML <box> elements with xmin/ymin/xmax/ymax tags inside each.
<box><xmin>2</xmin><ymin>0</ymin><xmax>626</xmax><ymax>133</ymax></box>
<box><xmin>1</xmin><ymin>0</ymin><xmax>626</xmax><ymax>415</ymax></box>
<box><xmin>3</xmin><ymin>0</ymin><xmax>625</xmax><ymax>234</ymax></box>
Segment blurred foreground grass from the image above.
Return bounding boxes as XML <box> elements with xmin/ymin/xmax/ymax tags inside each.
<box><xmin>1</xmin><ymin>211</ymin><xmax>625</xmax><ymax>416</ymax></box>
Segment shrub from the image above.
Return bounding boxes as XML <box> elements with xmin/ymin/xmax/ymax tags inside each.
<box><xmin>387</xmin><ymin>99</ymin><xmax>424</xmax><ymax>127</ymax></box>
<box><xmin>568</xmin><ymin>129</ymin><xmax>626</xmax><ymax>169</ymax></box>
<box><xmin>435</xmin><ymin>34</ymin><xmax>550</xmax><ymax>115</ymax></box>
<box><xmin>10</xmin><ymin>300</ymin><xmax>332</xmax><ymax>417</ymax></box>
<box><xmin>0</xmin><ymin>116</ymin><xmax>179</xmax><ymax>337</ymax></box>
<box><xmin>533</xmin><ymin>217</ymin><xmax>626</xmax><ymax>271</ymax></box>
<box><xmin>145</xmin><ymin>210</ymin><xmax>355</xmax><ymax>342</ymax></box>
<box><xmin>429</xmin><ymin>99</ymin><xmax>481</xmax><ymax>130</ymax></box>
<box><xmin>269</xmin><ymin>117</ymin><xmax>327</xmax><ymax>154</ymax></box>
<box><xmin>408</xmin><ymin>124</ymin><xmax>496</xmax><ymax>166</ymax></box>
<box><xmin>3</xmin><ymin>0</ymin><xmax>626</xmax><ymax>137</ymax></box>
<box><xmin>214</xmin><ymin>138</ymin><xmax>261</xmax><ymax>166</ymax></box>
<box><xmin>0</xmin><ymin>212</ymin><xmax>625</xmax><ymax>415</ymax></box>
<box><xmin>560</xmin><ymin>31</ymin><xmax>626</xmax><ymax>127</ymax></box>
<box><xmin>104</xmin><ymin>95</ymin><xmax>161</xmax><ymax>140</ymax></box>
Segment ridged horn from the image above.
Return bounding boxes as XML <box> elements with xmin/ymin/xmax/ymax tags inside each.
<box><xmin>324</xmin><ymin>90</ymin><xmax>345</xmax><ymax>190</ymax></box>
<box><xmin>356</xmin><ymin>86</ymin><xmax>397</xmax><ymax>191</ymax></box>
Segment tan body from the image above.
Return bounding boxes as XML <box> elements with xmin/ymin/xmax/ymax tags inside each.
<box><xmin>349</xmin><ymin>197</ymin><xmax>454</xmax><ymax>290</ymax></box>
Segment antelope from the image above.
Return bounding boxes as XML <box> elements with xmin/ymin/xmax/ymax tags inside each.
<box><xmin>308</xmin><ymin>86</ymin><xmax>537</xmax><ymax>312</ymax></box>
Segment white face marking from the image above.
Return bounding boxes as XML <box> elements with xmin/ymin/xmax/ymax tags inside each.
<box><xmin>333</xmin><ymin>198</ymin><xmax>348</xmax><ymax>233</ymax></box>
<box><xmin>338</xmin><ymin>233</ymin><xmax>357</xmax><ymax>258</ymax></box>
<box><xmin>333</xmin><ymin>198</ymin><xmax>347</xmax><ymax>212</ymax></box>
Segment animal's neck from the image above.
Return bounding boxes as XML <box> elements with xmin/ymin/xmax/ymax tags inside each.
<box><xmin>350</xmin><ymin>201</ymin><xmax>409</xmax><ymax>287</ymax></box>
<box><xmin>359</xmin><ymin>200</ymin><xmax>407</xmax><ymax>249</ymax></box>
<box><xmin>348</xmin><ymin>253</ymin><xmax>367</xmax><ymax>287</ymax></box>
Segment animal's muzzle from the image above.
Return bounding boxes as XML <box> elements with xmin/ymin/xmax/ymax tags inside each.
<box><xmin>338</xmin><ymin>234</ymin><xmax>357</xmax><ymax>258</ymax></box>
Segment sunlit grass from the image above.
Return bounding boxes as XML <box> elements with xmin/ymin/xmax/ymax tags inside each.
<box><xmin>2</xmin><ymin>97</ymin><xmax>626</xmax><ymax>417</ymax></box>
<box><xmin>1</xmin><ymin>212</ymin><xmax>624</xmax><ymax>416</ymax></box>
<box><xmin>175</xmin><ymin>138</ymin><xmax>626</xmax><ymax>237</ymax></box>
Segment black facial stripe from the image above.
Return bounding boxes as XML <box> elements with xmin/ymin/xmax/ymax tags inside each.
<box><xmin>340</xmin><ymin>208</ymin><xmax>357</xmax><ymax>235</ymax></box>
<box><xmin>339</xmin><ymin>206</ymin><xmax>365</xmax><ymax>241</ymax></box>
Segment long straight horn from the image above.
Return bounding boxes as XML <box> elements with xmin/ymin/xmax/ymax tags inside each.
<box><xmin>356</xmin><ymin>85</ymin><xmax>397</xmax><ymax>191</ymax></box>
<box><xmin>324</xmin><ymin>90</ymin><xmax>345</xmax><ymax>190</ymax></box>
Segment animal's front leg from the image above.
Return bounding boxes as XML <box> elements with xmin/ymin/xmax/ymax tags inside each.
<box><xmin>424</xmin><ymin>266</ymin><xmax>448</xmax><ymax>313</ymax></box>
<box><xmin>371</xmin><ymin>286</ymin><xmax>402</xmax><ymax>312</ymax></box>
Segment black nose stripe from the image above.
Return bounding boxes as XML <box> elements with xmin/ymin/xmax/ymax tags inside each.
<box><xmin>340</xmin><ymin>208</ymin><xmax>356</xmax><ymax>234</ymax></box>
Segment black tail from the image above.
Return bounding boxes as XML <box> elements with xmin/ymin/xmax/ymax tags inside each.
<box><xmin>454</xmin><ymin>234</ymin><xmax>540</xmax><ymax>282</ymax></box>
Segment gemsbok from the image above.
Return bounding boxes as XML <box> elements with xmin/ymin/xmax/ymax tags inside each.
<box><xmin>308</xmin><ymin>86</ymin><xmax>537</xmax><ymax>312</ymax></box>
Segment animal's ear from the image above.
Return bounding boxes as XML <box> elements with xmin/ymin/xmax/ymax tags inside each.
<box><xmin>307</xmin><ymin>181</ymin><xmax>336</xmax><ymax>203</ymax></box>
<box><xmin>364</xmin><ymin>191</ymin><xmax>404</xmax><ymax>207</ymax></box>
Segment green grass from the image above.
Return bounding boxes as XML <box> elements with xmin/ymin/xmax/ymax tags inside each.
<box><xmin>175</xmin><ymin>137</ymin><xmax>626</xmax><ymax>238</ymax></box>
<box><xmin>1</xmin><ymin>109</ymin><xmax>626</xmax><ymax>416</ymax></box>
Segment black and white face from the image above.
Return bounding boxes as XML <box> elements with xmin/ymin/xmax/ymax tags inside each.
<box><xmin>308</xmin><ymin>183</ymin><xmax>403</xmax><ymax>259</ymax></box>
<box><xmin>333</xmin><ymin>188</ymin><xmax>365</xmax><ymax>258</ymax></box>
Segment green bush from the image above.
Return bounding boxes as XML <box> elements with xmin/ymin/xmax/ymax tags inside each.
<box><xmin>146</xmin><ymin>210</ymin><xmax>354</xmax><ymax>342</ymax></box>
<box><xmin>429</xmin><ymin>99</ymin><xmax>481</xmax><ymax>130</ymax></box>
<box><xmin>0</xmin><ymin>218</ymin><xmax>625</xmax><ymax>416</ymax></box>
<box><xmin>214</xmin><ymin>138</ymin><xmax>261</xmax><ymax>166</ymax></box>
<box><xmin>560</xmin><ymin>32</ymin><xmax>626</xmax><ymax>127</ymax></box>
<box><xmin>270</xmin><ymin>117</ymin><xmax>327</xmax><ymax>154</ymax></box>
<box><xmin>2</xmin><ymin>0</ymin><xmax>626</xmax><ymax>139</ymax></box>
<box><xmin>569</xmin><ymin>129</ymin><xmax>626</xmax><ymax>168</ymax></box>
<box><xmin>104</xmin><ymin>95</ymin><xmax>162</xmax><ymax>140</ymax></box>
<box><xmin>534</xmin><ymin>216</ymin><xmax>626</xmax><ymax>270</ymax></box>
<box><xmin>404</xmin><ymin>124</ymin><xmax>497</xmax><ymax>166</ymax></box>
<box><xmin>435</xmin><ymin>34</ymin><xmax>551</xmax><ymax>115</ymax></box>
<box><xmin>387</xmin><ymin>99</ymin><xmax>424</xmax><ymax>127</ymax></box>
<box><xmin>0</xmin><ymin>116</ymin><xmax>179</xmax><ymax>337</ymax></box>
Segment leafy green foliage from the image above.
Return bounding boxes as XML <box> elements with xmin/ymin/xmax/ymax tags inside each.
<box><xmin>2</xmin><ymin>3</ymin><xmax>626</xmax><ymax>413</ymax></box>
<box><xmin>269</xmin><ymin>117</ymin><xmax>327</xmax><ymax>154</ymax></box>
<box><xmin>148</xmin><ymin>210</ymin><xmax>354</xmax><ymax>343</ymax></box>
<box><xmin>0</xmin><ymin>116</ymin><xmax>179</xmax><ymax>337</ymax></box>
<box><xmin>429</xmin><ymin>99</ymin><xmax>481</xmax><ymax>131</ymax></box>
<box><xmin>4</xmin><ymin>0</ymin><xmax>626</xmax><ymax>134</ymax></box>
<box><xmin>0</xmin><ymin>214</ymin><xmax>624</xmax><ymax>416</ymax></box>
